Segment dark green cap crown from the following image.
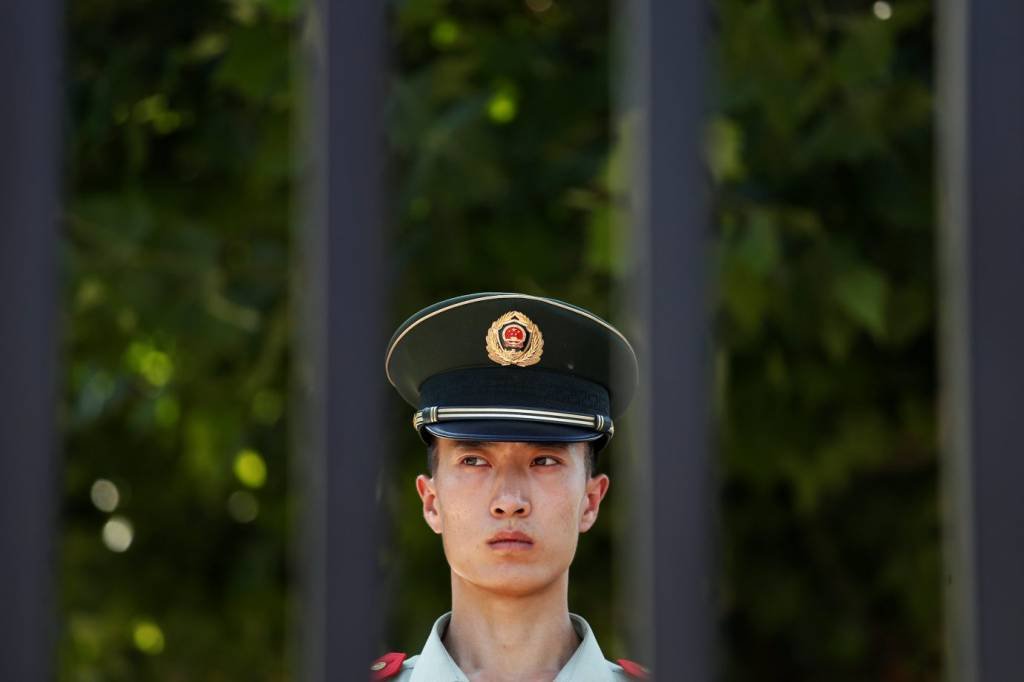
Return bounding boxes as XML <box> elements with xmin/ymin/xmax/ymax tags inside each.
<box><xmin>385</xmin><ymin>293</ymin><xmax>638</xmax><ymax>446</ymax></box>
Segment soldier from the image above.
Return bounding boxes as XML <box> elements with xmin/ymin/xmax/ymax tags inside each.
<box><xmin>373</xmin><ymin>293</ymin><xmax>647</xmax><ymax>681</ymax></box>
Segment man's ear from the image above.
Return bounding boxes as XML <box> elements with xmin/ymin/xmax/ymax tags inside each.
<box><xmin>416</xmin><ymin>474</ymin><xmax>443</xmax><ymax>535</ymax></box>
<box><xmin>578</xmin><ymin>473</ymin><xmax>610</xmax><ymax>533</ymax></box>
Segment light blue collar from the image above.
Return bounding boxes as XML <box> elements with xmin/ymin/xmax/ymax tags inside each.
<box><xmin>408</xmin><ymin>611</ymin><xmax>618</xmax><ymax>682</ymax></box>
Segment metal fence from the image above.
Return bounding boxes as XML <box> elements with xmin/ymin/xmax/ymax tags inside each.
<box><xmin>627</xmin><ymin>0</ymin><xmax>714</xmax><ymax>678</ymax></box>
<box><xmin>2</xmin><ymin>0</ymin><xmax>1022</xmax><ymax>679</ymax></box>
<box><xmin>939</xmin><ymin>1</ymin><xmax>1024</xmax><ymax>680</ymax></box>
<box><xmin>300</xmin><ymin>0</ymin><xmax>389</xmax><ymax>679</ymax></box>
<box><xmin>0</xmin><ymin>1</ymin><xmax>62</xmax><ymax>680</ymax></box>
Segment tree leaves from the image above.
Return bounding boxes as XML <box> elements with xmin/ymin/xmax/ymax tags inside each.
<box><xmin>833</xmin><ymin>263</ymin><xmax>890</xmax><ymax>341</ymax></box>
<box><xmin>61</xmin><ymin>0</ymin><xmax>940</xmax><ymax>680</ymax></box>
<box><xmin>715</xmin><ymin>2</ymin><xmax>940</xmax><ymax>679</ymax></box>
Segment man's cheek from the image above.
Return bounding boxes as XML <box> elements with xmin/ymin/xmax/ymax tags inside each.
<box><xmin>440</xmin><ymin>507</ymin><xmax>474</xmax><ymax>547</ymax></box>
<box><xmin>550</xmin><ymin>500</ymin><xmax>583</xmax><ymax>538</ymax></box>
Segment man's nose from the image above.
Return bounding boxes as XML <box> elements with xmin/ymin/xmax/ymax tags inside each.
<box><xmin>490</xmin><ymin>490</ymin><xmax>531</xmax><ymax>518</ymax></box>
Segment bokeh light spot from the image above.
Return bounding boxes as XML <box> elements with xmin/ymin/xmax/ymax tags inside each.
<box><xmin>102</xmin><ymin>516</ymin><xmax>133</xmax><ymax>553</ymax></box>
<box><xmin>90</xmin><ymin>479</ymin><xmax>120</xmax><ymax>512</ymax></box>
<box><xmin>132</xmin><ymin>619</ymin><xmax>165</xmax><ymax>655</ymax></box>
<box><xmin>431</xmin><ymin>19</ymin><xmax>460</xmax><ymax>48</ymax></box>
<box><xmin>141</xmin><ymin>351</ymin><xmax>173</xmax><ymax>386</ymax></box>
<box><xmin>487</xmin><ymin>90</ymin><xmax>518</xmax><ymax>124</ymax></box>
<box><xmin>126</xmin><ymin>342</ymin><xmax>174</xmax><ymax>387</ymax></box>
<box><xmin>525</xmin><ymin>0</ymin><xmax>554</xmax><ymax>12</ymax></box>
<box><xmin>873</xmin><ymin>1</ymin><xmax>892</xmax><ymax>20</ymax></box>
<box><xmin>133</xmin><ymin>94</ymin><xmax>184</xmax><ymax>135</ymax></box>
<box><xmin>227</xmin><ymin>490</ymin><xmax>259</xmax><ymax>523</ymax></box>
<box><xmin>190</xmin><ymin>32</ymin><xmax>227</xmax><ymax>60</ymax></box>
<box><xmin>234</xmin><ymin>449</ymin><xmax>267</xmax><ymax>489</ymax></box>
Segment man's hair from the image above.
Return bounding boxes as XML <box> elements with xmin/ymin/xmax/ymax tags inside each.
<box><xmin>426</xmin><ymin>438</ymin><xmax>600</xmax><ymax>478</ymax></box>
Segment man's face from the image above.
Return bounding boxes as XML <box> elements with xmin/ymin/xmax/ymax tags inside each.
<box><xmin>416</xmin><ymin>438</ymin><xmax>610</xmax><ymax>597</ymax></box>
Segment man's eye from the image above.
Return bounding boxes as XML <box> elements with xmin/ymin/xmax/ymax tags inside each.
<box><xmin>532</xmin><ymin>456</ymin><xmax>560</xmax><ymax>467</ymax></box>
<box><xmin>461</xmin><ymin>456</ymin><xmax>487</xmax><ymax>467</ymax></box>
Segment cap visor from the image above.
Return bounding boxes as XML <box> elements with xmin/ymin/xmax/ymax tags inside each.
<box><xmin>423</xmin><ymin>419</ymin><xmax>603</xmax><ymax>443</ymax></box>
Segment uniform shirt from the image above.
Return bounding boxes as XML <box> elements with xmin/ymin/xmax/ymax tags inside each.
<box><xmin>389</xmin><ymin>612</ymin><xmax>634</xmax><ymax>681</ymax></box>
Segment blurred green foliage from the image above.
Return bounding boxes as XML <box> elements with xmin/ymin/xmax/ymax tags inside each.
<box><xmin>61</xmin><ymin>0</ymin><xmax>939</xmax><ymax>680</ymax></box>
<box><xmin>713</xmin><ymin>2</ymin><xmax>940</xmax><ymax>679</ymax></box>
<box><xmin>63</xmin><ymin>0</ymin><xmax>294</xmax><ymax>679</ymax></box>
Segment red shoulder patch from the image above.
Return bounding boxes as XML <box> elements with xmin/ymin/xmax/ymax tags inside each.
<box><xmin>616</xmin><ymin>658</ymin><xmax>649</xmax><ymax>679</ymax></box>
<box><xmin>370</xmin><ymin>652</ymin><xmax>407</xmax><ymax>680</ymax></box>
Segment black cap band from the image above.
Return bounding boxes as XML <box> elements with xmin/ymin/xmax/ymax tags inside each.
<box><xmin>415</xmin><ymin>367</ymin><xmax>614</xmax><ymax>443</ymax></box>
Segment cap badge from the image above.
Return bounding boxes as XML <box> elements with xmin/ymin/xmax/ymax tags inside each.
<box><xmin>486</xmin><ymin>311</ymin><xmax>544</xmax><ymax>367</ymax></box>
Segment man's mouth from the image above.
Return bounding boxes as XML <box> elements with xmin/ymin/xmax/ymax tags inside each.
<box><xmin>487</xmin><ymin>530</ymin><xmax>534</xmax><ymax>550</ymax></box>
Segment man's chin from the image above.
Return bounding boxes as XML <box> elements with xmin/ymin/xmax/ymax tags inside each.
<box><xmin>460</xmin><ymin>567</ymin><xmax>565</xmax><ymax>598</ymax></box>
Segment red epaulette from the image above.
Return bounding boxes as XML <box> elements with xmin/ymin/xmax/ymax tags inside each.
<box><xmin>369</xmin><ymin>652</ymin><xmax>407</xmax><ymax>680</ymax></box>
<box><xmin>616</xmin><ymin>658</ymin><xmax>649</xmax><ymax>679</ymax></box>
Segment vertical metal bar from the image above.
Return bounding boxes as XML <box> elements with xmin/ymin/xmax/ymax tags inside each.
<box><xmin>626</xmin><ymin>0</ymin><xmax>713</xmax><ymax>678</ymax></box>
<box><xmin>939</xmin><ymin>1</ymin><xmax>1024</xmax><ymax>681</ymax></box>
<box><xmin>0</xmin><ymin>1</ymin><xmax>62</xmax><ymax>680</ymax></box>
<box><xmin>300</xmin><ymin>1</ymin><xmax>388</xmax><ymax>679</ymax></box>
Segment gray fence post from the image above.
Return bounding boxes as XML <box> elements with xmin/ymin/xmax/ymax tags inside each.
<box><xmin>300</xmin><ymin>1</ymin><xmax>388</xmax><ymax>679</ymax></box>
<box><xmin>0</xmin><ymin>1</ymin><xmax>62</xmax><ymax>680</ymax></box>
<box><xmin>625</xmin><ymin>0</ymin><xmax>714</xmax><ymax>678</ymax></box>
<box><xmin>938</xmin><ymin>1</ymin><xmax>1024</xmax><ymax>680</ymax></box>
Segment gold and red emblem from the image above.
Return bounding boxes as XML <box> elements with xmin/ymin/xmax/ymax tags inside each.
<box><xmin>486</xmin><ymin>311</ymin><xmax>544</xmax><ymax>367</ymax></box>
